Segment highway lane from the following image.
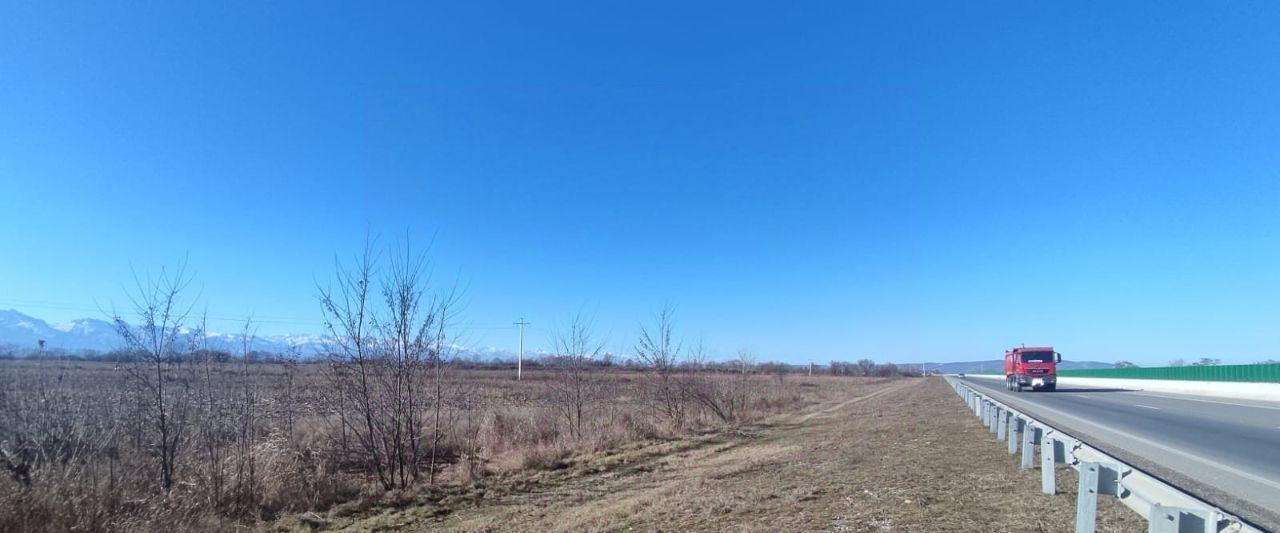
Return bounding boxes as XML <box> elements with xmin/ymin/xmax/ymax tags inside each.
<box><xmin>959</xmin><ymin>376</ymin><xmax>1280</xmax><ymax>531</ymax></box>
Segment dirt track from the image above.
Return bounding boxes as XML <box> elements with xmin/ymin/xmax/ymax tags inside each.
<box><xmin>276</xmin><ymin>378</ymin><xmax>1143</xmax><ymax>532</ymax></box>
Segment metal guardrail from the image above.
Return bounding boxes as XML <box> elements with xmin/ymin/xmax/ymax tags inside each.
<box><xmin>946</xmin><ymin>377</ymin><xmax>1264</xmax><ymax>533</ymax></box>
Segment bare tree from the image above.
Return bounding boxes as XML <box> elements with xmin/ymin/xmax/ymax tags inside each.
<box><xmin>873</xmin><ymin>361</ymin><xmax>899</xmax><ymax>377</ymax></box>
<box><xmin>737</xmin><ymin>349</ymin><xmax>756</xmax><ymax>375</ymax></box>
<box><xmin>318</xmin><ymin>235</ymin><xmax>457</xmax><ymax>490</ymax></box>
<box><xmin>546</xmin><ymin>312</ymin><xmax>604</xmax><ymax>440</ymax></box>
<box><xmin>732</xmin><ymin>349</ymin><xmax>755</xmax><ymax>415</ymax></box>
<box><xmin>635</xmin><ymin>305</ymin><xmax>685</xmax><ymax>426</ymax></box>
<box><xmin>454</xmin><ymin>383</ymin><xmax>485</xmax><ymax>482</ymax></box>
<box><xmin>319</xmin><ymin>238</ymin><xmax>389</xmax><ymax>488</ymax></box>
<box><xmin>232</xmin><ymin>319</ymin><xmax>260</xmax><ymax>509</ymax></box>
<box><xmin>425</xmin><ymin>283</ymin><xmax>460</xmax><ymax>486</ymax></box>
<box><xmin>194</xmin><ymin>311</ymin><xmax>229</xmax><ymax>507</ymax></box>
<box><xmin>762</xmin><ymin>362</ymin><xmax>789</xmax><ymax>386</ymax></box>
<box><xmin>682</xmin><ymin>341</ymin><xmax>749</xmax><ymax>424</ymax></box>
<box><xmin>279</xmin><ymin>343</ymin><xmax>302</xmax><ymax>445</ymax></box>
<box><xmin>112</xmin><ymin>261</ymin><xmax>197</xmax><ymax>494</ymax></box>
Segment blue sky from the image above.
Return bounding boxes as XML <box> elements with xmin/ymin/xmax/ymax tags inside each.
<box><xmin>2</xmin><ymin>2</ymin><xmax>1278</xmax><ymax>365</ymax></box>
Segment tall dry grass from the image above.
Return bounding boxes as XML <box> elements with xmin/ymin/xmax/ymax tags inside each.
<box><xmin>0</xmin><ymin>360</ymin><xmax>856</xmax><ymax>532</ymax></box>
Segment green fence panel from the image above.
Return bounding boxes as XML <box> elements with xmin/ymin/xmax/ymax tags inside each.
<box><xmin>1056</xmin><ymin>363</ymin><xmax>1280</xmax><ymax>383</ymax></box>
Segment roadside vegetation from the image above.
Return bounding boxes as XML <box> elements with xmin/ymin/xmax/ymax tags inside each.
<box><xmin>0</xmin><ymin>238</ymin><xmax>923</xmax><ymax>532</ymax></box>
<box><xmin>266</xmin><ymin>377</ymin><xmax>1144</xmax><ymax>532</ymax></box>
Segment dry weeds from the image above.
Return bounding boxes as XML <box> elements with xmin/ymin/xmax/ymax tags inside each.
<box><xmin>269</xmin><ymin>377</ymin><xmax>1144</xmax><ymax>532</ymax></box>
<box><xmin>0</xmin><ymin>361</ymin><xmax>852</xmax><ymax>531</ymax></box>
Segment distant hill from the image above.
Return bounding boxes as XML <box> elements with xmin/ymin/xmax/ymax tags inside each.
<box><xmin>0</xmin><ymin>309</ymin><xmax>122</xmax><ymax>352</ymax></box>
<box><xmin>911</xmin><ymin>359</ymin><xmax>1115</xmax><ymax>374</ymax></box>
<box><xmin>0</xmin><ymin>309</ymin><xmax>1124</xmax><ymax>369</ymax></box>
<box><xmin>0</xmin><ymin>309</ymin><xmax>327</xmax><ymax>355</ymax></box>
<box><xmin>0</xmin><ymin>309</ymin><xmax>547</xmax><ymax>362</ymax></box>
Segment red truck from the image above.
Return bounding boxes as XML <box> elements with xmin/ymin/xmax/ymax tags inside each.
<box><xmin>1005</xmin><ymin>346</ymin><xmax>1061</xmax><ymax>392</ymax></box>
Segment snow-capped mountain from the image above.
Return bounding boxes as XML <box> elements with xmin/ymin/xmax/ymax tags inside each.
<box><xmin>0</xmin><ymin>309</ymin><xmax>328</xmax><ymax>355</ymax></box>
<box><xmin>0</xmin><ymin>310</ymin><xmax>121</xmax><ymax>352</ymax></box>
<box><xmin>0</xmin><ymin>309</ymin><xmax>524</xmax><ymax>360</ymax></box>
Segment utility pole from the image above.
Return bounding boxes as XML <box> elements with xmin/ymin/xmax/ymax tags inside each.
<box><xmin>514</xmin><ymin>318</ymin><xmax>530</xmax><ymax>381</ymax></box>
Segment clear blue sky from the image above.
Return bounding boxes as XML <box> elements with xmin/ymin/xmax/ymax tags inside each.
<box><xmin>2</xmin><ymin>2</ymin><xmax>1278</xmax><ymax>365</ymax></box>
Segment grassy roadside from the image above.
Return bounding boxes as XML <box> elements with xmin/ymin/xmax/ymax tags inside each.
<box><xmin>267</xmin><ymin>378</ymin><xmax>1144</xmax><ymax>532</ymax></box>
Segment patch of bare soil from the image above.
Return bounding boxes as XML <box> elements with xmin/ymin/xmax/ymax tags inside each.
<box><xmin>269</xmin><ymin>378</ymin><xmax>1144</xmax><ymax>532</ymax></box>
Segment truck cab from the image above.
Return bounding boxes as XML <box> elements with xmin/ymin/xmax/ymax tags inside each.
<box><xmin>1005</xmin><ymin>346</ymin><xmax>1060</xmax><ymax>392</ymax></box>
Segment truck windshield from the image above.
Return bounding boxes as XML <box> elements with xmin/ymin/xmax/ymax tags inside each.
<box><xmin>1021</xmin><ymin>351</ymin><xmax>1054</xmax><ymax>363</ymax></box>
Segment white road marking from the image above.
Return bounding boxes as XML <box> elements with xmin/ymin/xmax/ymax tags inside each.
<box><xmin>1129</xmin><ymin>392</ymin><xmax>1280</xmax><ymax>411</ymax></box>
<box><xmin>1134</xmin><ymin>405</ymin><xmax>1160</xmax><ymax>410</ymax></box>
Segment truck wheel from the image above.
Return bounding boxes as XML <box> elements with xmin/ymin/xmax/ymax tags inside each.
<box><xmin>1043</xmin><ymin>384</ymin><xmax>1056</xmax><ymax>392</ymax></box>
<box><xmin>1014</xmin><ymin>381</ymin><xmax>1023</xmax><ymax>392</ymax></box>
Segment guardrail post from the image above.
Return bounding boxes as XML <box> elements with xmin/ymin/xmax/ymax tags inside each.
<box><xmin>1007</xmin><ymin>417</ymin><xmax>1020</xmax><ymax>454</ymax></box>
<box><xmin>1041</xmin><ymin>435</ymin><xmax>1056</xmax><ymax>494</ymax></box>
<box><xmin>1021</xmin><ymin>424</ymin><xmax>1036</xmax><ymax>468</ymax></box>
<box><xmin>1148</xmin><ymin>505</ymin><xmax>1212</xmax><ymax>533</ymax></box>
<box><xmin>948</xmin><ymin>380</ymin><xmax>1251</xmax><ymax>533</ymax></box>
<box><xmin>1057</xmin><ymin>437</ymin><xmax>1074</xmax><ymax>461</ymax></box>
<box><xmin>1076</xmin><ymin>462</ymin><xmax>1100</xmax><ymax>533</ymax></box>
<box><xmin>1097</xmin><ymin>464</ymin><xmax>1121</xmax><ymax>497</ymax></box>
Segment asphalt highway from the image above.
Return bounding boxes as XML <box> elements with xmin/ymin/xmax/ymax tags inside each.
<box><xmin>960</xmin><ymin>376</ymin><xmax>1280</xmax><ymax>531</ymax></box>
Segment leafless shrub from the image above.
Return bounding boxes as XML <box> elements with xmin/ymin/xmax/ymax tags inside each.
<box><xmin>545</xmin><ymin>312</ymin><xmax>605</xmax><ymax>440</ymax></box>
<box><xmin>317</xmin><ymin>235</ymin><xmax>458</xmax><ymax>490</ymax></box>
<box><xmin>112</xmin><ymin>262</ymin><xmax>198</xmax><ymax>494</ymax></box>
<box><xmin>0</xmin><ymin>254</ymin><xmax>894</xmax><ymax>532</ymax></box>
<box><xmin>635</xmin><ymin>305</ymin><xmax>687</xmax><ymax>426</ymax></box>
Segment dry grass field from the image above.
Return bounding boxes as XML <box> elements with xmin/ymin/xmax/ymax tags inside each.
<box><xmin>0</xmin><ymin>358</ymin><xmax>855</xmax><ymax>532</ymax></box>
<box><xmin>267</xmin><ymin>377</ymin><xmax>1144</xmax><ymax>533</ymax></box>
<box><xmin>1</xmin><ymin>357</ymin><xmax>1143</xmax><ymax>532</ymax></box>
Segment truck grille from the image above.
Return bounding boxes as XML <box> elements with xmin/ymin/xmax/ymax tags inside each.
<box><xmin>1028</xmin><ymin>368</ymin><xmax>1049</xmax><ymax>375</ymax></box>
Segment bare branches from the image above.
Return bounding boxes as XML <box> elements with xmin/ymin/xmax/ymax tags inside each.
<box><xmin>546</xmin><ymin>312</ymin><xmax>605</xmax><ymax>439</ymax></box>
<box><xmin>317</xmin><ymin>234</ymin><xmax>458</xmax><ymax>490</ymax></box>
<box><xmin>112</xmin><ymin>260</ymin><xmax>198</xmax><ymax>494</ymax></box>
<box><xmin>635</xmin><ymin>305</ymin><xmax>687</xmax><ymax>426</ymax></box>
<box><xmin>635</xmin><ymin>305</ymin><xmax>681</xmax><ymax>374</ymax></box>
